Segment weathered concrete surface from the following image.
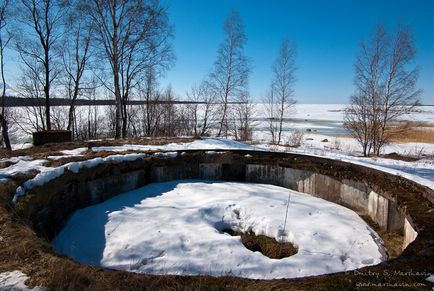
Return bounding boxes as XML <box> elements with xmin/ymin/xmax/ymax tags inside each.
<box><xmin>199</xmin><ymin>163</ymin><xmax>221</xmax><ymax>180</ymax></box>
<box><xmin>387</xmin><ymin>201</ymin><xmax>406</xmax><ymax>233</ymax></box>
<box><xmin>340</xmin><ymin>179</ymin><xmax>370</xmax><ymax>212</ymax></box>
<box><xmin>403</xmin><ymin>218</ymin><xmax>418</xmax><ymax>249</ymax></box>
<box><xmin>87</xmin><ymin>170</ymin><xmax>145</xmax><ymax>204</ymax></box>
<box><xmin>14</xmin><ymin>150</ymin><xmax>424</xmax><ymax>252</ymax></box>
<box><xmin>245</xmin><ymin>164</ymin><xmax>284</xmax><ymax>186</ymax></box>
<box><xmin>368</xmin><ymin>191</ymin><xmax>389</xmax><ymax>229</ymax></box>
<box><xmin>244</xmin><ymin>164</ymin><xmax>406</xmax><ymax>235</ymax></box>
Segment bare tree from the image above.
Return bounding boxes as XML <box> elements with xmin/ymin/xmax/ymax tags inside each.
<box><xmin>84</xmin><ymin>0</ymin><xmax>174</xmax><ymax>139</ymax></box>
<box><xmin>141</xmin><ymin>68</ymin><xmax>162</xmax><ymax>137</ymax></box>
<box><xmin>62</xmin><ymin>2</ymin><xmax>92</xmax><ymax>138</ymax></box>
<box><xmin>345</xmin><ymin>94</ymin><xmax>374</xmax><ymax>157</ymax></box>
<box><xmin>0</xmin><ymin>0</ymin><xmax>11</xmax><ymax>149</ymax></box>
<box><xmin>14</xmin><ymin>0</ymin><xmax>67</xmax><ymax>131</ymax></box>
<box><xmin>209</xmin><ymin>10</ymin><xmax>250</xmax><ymax>138</ymax></box>
<box><xmin>14</xmin><ymin>65</ymin><xmax>47</xmax><ymax>132</ymax></box>
<box><xmin>267</xmin><ymin>38</ymin><xmax>297</xmax><ymax>145</ymax></box>
<box><xmin>373</xmin><ymin>25</ymin><xmax>421</xmax><ymax>155</ymax></box>
<box><xmin>186</xmin><ymin>81</ymin><xmax>216</xmax><ymax>137</ymax></box>
<box><xmin>345</xmin><ymin>24</ymin><xmax>420</xmax><ymax>156</ymax></box>
<box><xmin>345</xmin><ymin>27</ymin><xmax>387</xmax><ymax>157</ymax></box>
<box><xmin>186</xmin><ymin>84</ymin><xmax>202</xmax><ymax>137</ymax></box>
<box><xmin>159</xmin><ymin>85</ymin><xmax>176</xmax><ymax>136</ymax></box>
<box><xmin>235</xmin><ymin>92</ymin><xmax>254</xmax><ymax>141</ymax></box>
<box><xmin>264</xmin><ymin>88</ymin><xmax>278</xmax><ymax>144</ymax></box>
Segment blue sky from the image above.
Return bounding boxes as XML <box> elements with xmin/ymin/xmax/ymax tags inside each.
<box><xmin>161</xmin><ymin>0</ymin><xmax>434</xmax><ymax>104</ymax></box>
<box><xmin>3</xmin><ymin>1</ymin><xmax>433</xmax><ymax>104</ymax></box>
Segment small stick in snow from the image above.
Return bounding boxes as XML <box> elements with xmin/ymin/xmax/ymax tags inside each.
<box><xmin>279</xmin><ymin>191</ymin><xmax>291</xmax><ymax>257</ymax></box>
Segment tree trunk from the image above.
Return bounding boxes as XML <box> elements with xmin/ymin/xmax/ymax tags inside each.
<box><xmin>0</xmin><ymin>115</ymin><xmax>10</xmax><ymax>150</ymax></box>
<box><xmin>44</xmin><ymin>47</ymin><xmax>51</xmax><ymax>131</ymax></box>
<box><xmin>0</xmin><ymin>32</ymin><xmax>11</xmax><ymax>150</ymax></box>
<box><xmin>217</xmin><ymin>101</ymin><xmax>228</xmax><ymax>137</ymax></box>
<box><xmin>121</xmin><ymin>97</ymin><xmax>127</xmax><ymax>138</ymax></box>
<box><xmin>113</xmin><ymin>67</ymin><xmax>122</xmax><ymax>139</ymax></box>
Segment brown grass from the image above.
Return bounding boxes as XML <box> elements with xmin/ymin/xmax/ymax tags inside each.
<box><xmin>359</xmin><ymin>215</ymin><xmax>404</xmax><ymax>259</ymax></box>
<box><xmin>389</xmin><ymin>128</ymin><xmax>434</xmax><ymax>143</ymax></box>
<box><xmin>223</xmin><ymin>229</ymin><xmax>298</xmax><ymax>259</ymax></box>
<box><xmin>0</xmin><ymin>137</ymin><xmax>198</xmax><ymax>159</ymax></box>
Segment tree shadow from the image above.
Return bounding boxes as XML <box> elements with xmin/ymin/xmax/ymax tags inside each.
<box><xmin>52</xmin><ymin>180</ymin><xmax>184</xmax><ymax>266</ymax></box>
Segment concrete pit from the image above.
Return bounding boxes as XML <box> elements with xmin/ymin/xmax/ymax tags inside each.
<box><xmin>2</xmin><ymin>150</ymin><xmax>433</xmax><ymax>289</ymax></box>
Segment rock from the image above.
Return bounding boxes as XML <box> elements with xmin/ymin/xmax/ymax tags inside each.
<box><xmin>321</xmin><ymin>139</ymin><xmax>329</xmax><ymax>142</ymax></box>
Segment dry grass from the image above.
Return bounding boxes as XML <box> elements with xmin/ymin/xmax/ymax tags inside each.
<box><xmin>389</xmin><ymin>128</ymin><xmax>434</xmax><ymax>143</ymax></box>
<box><xmin>223</xmin><ymin>229</ymin><xmax>298</xmax><ymax>259</ymax></box>
<box><xmin>0</xmin><ymin>137</ymin><xmax>198</xmax><ymax>159</ymax></box>
<box><xmin>359</xmin><ymin>215</ymin><xmax>404</xmax><ymax>259</ymax></box>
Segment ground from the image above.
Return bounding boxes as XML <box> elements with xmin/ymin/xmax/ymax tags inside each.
<box><xmin>0</xmin><ymin>137</ymin><xmax>433</xmax><ymax>290</ymax></box>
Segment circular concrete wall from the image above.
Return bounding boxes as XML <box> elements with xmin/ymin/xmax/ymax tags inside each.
<box><xmin>4</xmin><ymin>150</ymin><xmax>434</xmax><ymax>289</ymax></box>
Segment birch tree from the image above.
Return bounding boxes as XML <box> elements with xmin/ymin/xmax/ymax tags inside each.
<box><xmin>267</xmin><ymin>38</ymin><xmax>297</xmax><ymax>145</ymax></box>
<box><xmin>209</xmin><ymin>10</ymin><xmax>250</xmax><ymax>138</ymax></box>
<box><xmin>345</xmin><ymin>25</ymin><xmax>420</xmax><ymax>156</ymax></box>
<box><xmin>373</xmin><ymin>25</ymin><xmax>421</xmax><ymax>155</ymax></box>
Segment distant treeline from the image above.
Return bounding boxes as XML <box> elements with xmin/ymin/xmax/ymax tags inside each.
<box><xmin>3</xmin><ymin>97</ymin><xmax>206</xmax><ymax>107</ymax></box>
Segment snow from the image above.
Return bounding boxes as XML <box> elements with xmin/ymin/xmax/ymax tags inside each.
<box><xmin>47</xmin><ymin>147</ymin><xmax>88</xmax><ymax>160</ymax></box>
<box><xmin>91</xmin><ymin>137</ymin><xmax>434</xmax><ymax>191</ymax></box>
<box><xmin>0</xmin><ymin>156</ymin><xmax>33</xmax><ymax>164</ymax></box>
<box><xmin>258</xmin><ymin>104</ymin><xmax>434</xmax><ymax>123</ymax></box>
<box><xmin>60</xmin><ymin>148</ymin><xmax>88</xmax><ymax>156</ymax></box>
<box><xmin>53</xmin><ymin>181</ymin><xmax>386</xmax><ymax>279</ymax></box>
<box><xmin>0</xmin><ymin>270</ymin><xmax>43</xmax><ymax>290</ymax></box>
<box><xmin>3</xmin><ymin>137</ymin><xmax>434</xmax><ymax>205</ymax></box>
<box><xmin>0</xmin><ymin>158</ymin><xmax>48</xmax><ymax>178</ymax></box>
<box><xmin>426</xmin><ymin>274</ymin><xmax>434</xmax><ymax>283</ymax></box>
<box><xmin>11</xmin><ymin>143</ymin><xmax>33</xmax><ymax>151</ymax></box>
<box><xmin>92</xmin><ymin>138</ymin><xmax>253</xmax><ymax>152</ymax></box>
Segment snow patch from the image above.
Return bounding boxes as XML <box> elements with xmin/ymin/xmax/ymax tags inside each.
<box><xmin>0</xmin><ymin>271</ymin><xmax>43</xmax><ymax>290</ymax></box>
<box><xmin>92</xmin><ymin>138</ymin><xmax>253</xmax><ymax>152</ymax></box>
<box><xmin>48</xmin><ymin>148</ymin><xmax>88</xmax><ymax>161</ymax></box>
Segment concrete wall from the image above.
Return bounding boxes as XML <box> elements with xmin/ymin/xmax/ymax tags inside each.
<box><xmin>18</xmin><ymin>152</ymin><xmax>419</xmax><ymax>251</ymax></box>
<box><xmin>244</xmin><ymin>164</ymin><xmax>408</xmax><ymax>235</ymax></box>
<box><xmin>83</xmin><ymin>161</ymin><xmax>418</xmax><ymax>248</ymax></box>
<box><xmin>87</xmin><ymin>169</ymin><xmax>145</xmax><ymax>204</ymax></box>
<box><xmin>403</xmin><ymin>218</ymin><xmax>418</xmax><ymax>249</ymax></box>
<box><xmin>368</xmin><ymin>191</ymin><xmax>389</xmax><ymax>229</ymax></box>
<box><xmin>199</xmin><ymin>163</ymin><xmax>222</xmax><ymax>180</ymax></box>
<box><xmin>122</xmin><ymin>162</ymin><xmax>416</xmax><ymax>248</ymax></box>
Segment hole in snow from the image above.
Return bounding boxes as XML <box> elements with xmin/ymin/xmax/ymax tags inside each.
<box><xmin>223</xmin><ymin>229</ymin><xmax>298</xmax><ymax>259</ymax></box>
